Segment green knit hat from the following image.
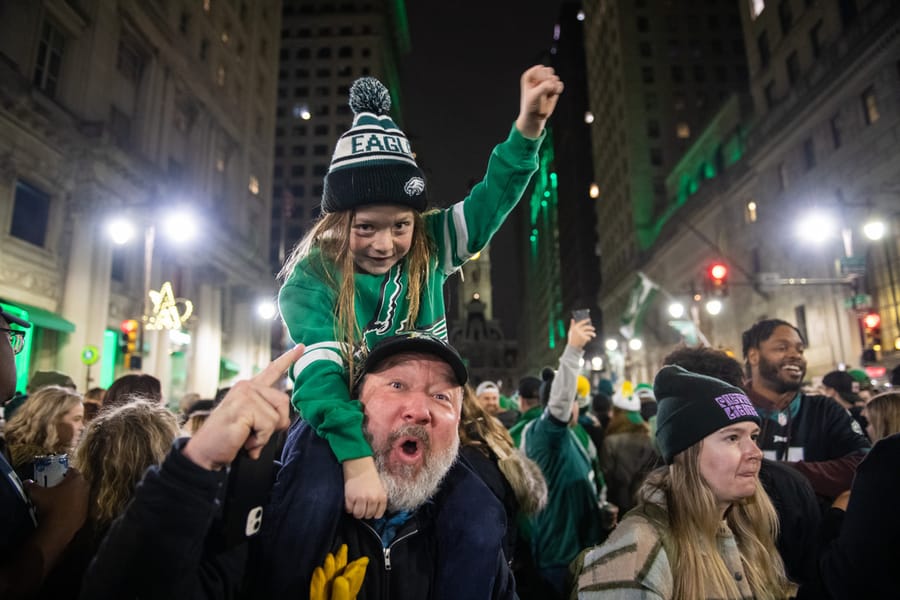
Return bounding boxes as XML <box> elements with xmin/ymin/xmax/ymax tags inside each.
<box><xmin>321</xmin><ymin>77</ymin><xmax>427</xmax><ymax>213</ymax></box>
<box><xmin>654</xmin><ymin>365</ymin><xmax>760</xmax><ymax>464</ymax></box>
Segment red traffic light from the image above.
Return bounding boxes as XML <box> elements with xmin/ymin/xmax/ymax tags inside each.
<box><xmin>120</xmin><ymin>319</ymin><xmax>139</xmax><ymax>334</ymax></box>
<box><xmin>709</xmin><ymin>263</ymin><xmax>728</xmax><ymax>282</ymax></box>
<box><xmin>862</xmin><ymin>312</ymin><xmax>881</xmax><ymax>330</ymax></box>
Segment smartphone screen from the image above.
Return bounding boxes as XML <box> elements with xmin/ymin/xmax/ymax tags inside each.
<box><xmin>572</xmin><ymin>308</ymin><xmax>591</xmax><ymax>322</ymax></box>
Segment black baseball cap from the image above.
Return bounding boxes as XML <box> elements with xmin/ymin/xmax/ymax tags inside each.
<box><xmin>0</xmin><ymin>308</ymin><xmax>30</xmax><ymax>329</ymax></box>
<box><xmin>359</xmin><ymin>333</ymin><xmax>468</xmax><ymax>388</ymax></box>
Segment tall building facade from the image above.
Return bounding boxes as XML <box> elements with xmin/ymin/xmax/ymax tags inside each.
<box><xmin>0</xmin><ymin>0</ymin><xmax>280</xmax><ymax>400</ymax></box>
<box><xmin>582</xmin><ymin>0</ymin><xmax>750</xmax><ymax>336</ymax></box>
<box><xmin>270</xmin><ymin>0</ymin><xmax>410</xmax><ymax>274</ymax></box>
<box><xmin>626</xmin><ymin>0</ymin><xmax>900</xmax><ymax>380</ymax></box>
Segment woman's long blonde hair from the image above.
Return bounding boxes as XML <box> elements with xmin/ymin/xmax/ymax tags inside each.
<box><xmin>638</xmin><ymin>443</ymin><xmax>792</xmax><ymax>600</ymax></box>
<box><xmin>278</xmin><ymin>209</ymin><xmax>435</xmax><ymax>380</ymax></box>
<box><xmin>5</xmin><ymin>385</ymin><xmax>83</xmax><ymax>461</ymax></box>
<box><xmin>864</xmin><ymin>391</ymin><xmax>900</xmax><ymax>442</ymax></box>
<box><xmin>459</xmin><ymin>385</ymin><xmax>547</xmax><ymax>514</ymax></box>
<box><xmin>73</xmin><ymin>401</ymin><xmax>178</xmax><ymax>526</ymax></box>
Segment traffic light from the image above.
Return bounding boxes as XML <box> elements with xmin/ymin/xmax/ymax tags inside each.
<box><xmin>706</xmin><ymin>262</ymin><xmax>729</xmax><ymax>297</ymax></box>
<box><xmin>120</xmin><ymin>319</ymin><xmax>139</xmax><ymax>366</ymax></box>
<box><xmin>861</xmin><ymin>312</ymin><xmax>882</xmax><ymax>364</ymax></box>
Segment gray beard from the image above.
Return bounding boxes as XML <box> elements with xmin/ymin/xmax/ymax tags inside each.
<box><xmin>369</xmin><ymin>423</ymin><xmax>459</xmax><ymax>512</ymax></box>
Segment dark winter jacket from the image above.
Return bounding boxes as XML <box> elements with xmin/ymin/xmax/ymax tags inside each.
<box><xmin>259</xmin><ymin>419</ymin><xmax>514</xmax><ymax>599</ymax></box>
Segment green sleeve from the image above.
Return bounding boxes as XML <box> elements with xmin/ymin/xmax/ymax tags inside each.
<box><xmin>426</xmin><ymin>124</ymin><xmax>543</xmax><ymax>274</ymax></box>
<box><xmin>277</xmin><ymin>263</ymin><xmax>372</xmax><ymax>462</ymax></box>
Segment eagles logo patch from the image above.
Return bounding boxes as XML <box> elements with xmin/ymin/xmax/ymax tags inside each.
<box><xmin>404</xmin><ymin>176</ymin><xmax>425</xmax><ymax>196</ymax></box>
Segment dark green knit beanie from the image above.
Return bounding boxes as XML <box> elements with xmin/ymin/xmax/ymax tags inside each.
<box><xmin>321</xmin><ymin>77</ymin><xmax>427</xmax><ymax>213</ymax></box>
<box><xmin>654</xmin><ymin>365</ymin><xmax>760</xmax><ymax>464</ymax></box>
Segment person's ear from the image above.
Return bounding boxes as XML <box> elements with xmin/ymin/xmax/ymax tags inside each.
<box><xmin>747</xmin><ymin>347</ymin><xmax>759</xmax><ymax>369</ymax></box>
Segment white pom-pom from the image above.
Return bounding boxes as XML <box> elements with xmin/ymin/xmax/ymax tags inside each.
<box><xmin>348</xmin><ymin>77</ymin><xmax>391</xmax><ymax>115</ymax></box>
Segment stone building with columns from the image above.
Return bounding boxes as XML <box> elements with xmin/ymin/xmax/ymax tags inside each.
<box><xmin>0</xmin><ymin>0</ymin><xmax>280</xmax><ymax>401</ymax></box>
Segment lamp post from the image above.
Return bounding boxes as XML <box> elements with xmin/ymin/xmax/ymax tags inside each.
<box><xmin>107</xmin><ymin>207</ymin><xmax>198</xmax><ymax>370</ymax></box>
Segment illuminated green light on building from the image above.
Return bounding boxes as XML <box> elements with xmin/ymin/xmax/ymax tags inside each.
<box><xmin>543</xmin><ymin>190</ymin><xmax>551</xmax><ymax>198</ymax></box>
<box><xmin>688</xmin><ymin>179</ymin><xmax>698</xmax><ymax>194</ymax></box>
<box><xmin>540</xmin><ymin>200</ymin><xmax>548</xmax><ymax>207</ymax></box>
<box><xmin>704</xmin><ymin>163</ymin><xmax>716</xmax><ymax>179</ymax></box>
<box><xmin>548</xmin><ymin>320</ymin><xmax>556</xmax><ymax>349</ymax></box>
<box><xmin>550</xmin><ymin>172</ymin><xmax>558</xmax><ymax>186</ymax></box>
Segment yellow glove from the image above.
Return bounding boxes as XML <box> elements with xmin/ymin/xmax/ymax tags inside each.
<box><xmin>310</xmin><ymin>544</ymin><xmax>369</xmax><ymax>600</ymax></box>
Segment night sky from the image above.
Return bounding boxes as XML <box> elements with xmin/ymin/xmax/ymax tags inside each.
<box><xmin>400</xmin><ymin>1</ymin><xmax>566</xmax><ymax>204</ymax></box>
<box><xmin>400</xmin><ymin>2</ymin><xmax>566</xmax><ymax>336</ymax></box>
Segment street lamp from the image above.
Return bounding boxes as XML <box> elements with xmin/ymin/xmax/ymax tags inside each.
<box><xmin>604</xmin><ymin>338</ymin><xmax>618</xmax><ymax>352</ymax></box>
<box><xmin>796</xmin><ymin>209</ymin><xmax>837</xmax><ymax>244</ymax></box>
<box><xmin>628</xmin><ymin>338</ymin><xmax>643</xmax><ymax>351</ymax></box>
<box><xmin>668</xmin><ymin>302</ymin><xmax>685</xmax><ymax>319</ymax></box>
<box><xmin>107</xmin><ymin>208</ymin><xmax>199</xmax><ymax>369</ymax></box>
<box><xmin>256</xmin><ymin>300</ymin><xmax>277</xmax><ymax>320</ymax></box>
<box><xmin>706</xmin><ymin>299</ymin><xmax>723</xmax><ymax>316</ymax></box>
<box><xmin>863</xmin><ymin>219</ymin><xmax>886</xmax><ymax>241</ymax></box>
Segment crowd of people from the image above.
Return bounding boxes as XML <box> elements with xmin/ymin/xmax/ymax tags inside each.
<box><xmin>1</xmin><ymin>64</ymin><xmax>899</xmax><ymax>600</ymax></box>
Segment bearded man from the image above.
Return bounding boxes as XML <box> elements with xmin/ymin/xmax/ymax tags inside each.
<box><xmin>741</xmin><ymin>319</ymin><xmax>870</xmax><ymax>500</ymax></box>
<box><xmin>83</xmin><ymin>334</ymin><xmax>513</xmax><ymax>599</ymax></box>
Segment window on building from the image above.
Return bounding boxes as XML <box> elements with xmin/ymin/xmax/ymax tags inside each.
<box><xmin>290</xmin><ymin>165</ymin><xmax>305</xmax><ymax>177</ymax></box>
<box><xmin>295</xmin><ymin>68</ymin><xmax>310</xmax><ymax>78</ymax></box>
<box><xmin>295</xmin><ymin>48</ymin><xmax>310</xmax><ymax>59</ymax></box>
<box><xmin>757</xmin><ymin>31</ymin><xmax>770</xmax><ymax>68</ymax></box>
<box><xmin>109</xmin><ymin>106</ymin><xmax>132</xmax><ymax>148</ymax></box>
<box><xmin>715</xmin><ymin>65</ymin><xmax>728</xmax><ymax>82</ymax></box>
<box><xmin>693</xmin><ymin>65</ymin><xmax>706</xmax><ymax>82</ymax></box>
<box><xmin>642</xmin><ymin>66</ymin><xmax>654</xmax><ymax>83</ymax></box>
<box><xmin>11</xmin><ymin>180</ymin><xmax>51</xmax><ymax>247</ymax></box>
<box><xmin>313</xmin><ymin>144</ymin><xmax>328</xmax><ymax>156</ymax></box>
<box><xmin>830</xmin><ymin>114</ymin><xmax>842</xmax><ymax>148</ymax></box>
<box><xmin>676</xmin><ymin>122</ymin><xmax>690</xmax><ymax>138</ymax></box>
<box><xmin>313</xmin><ymin>164</ymin><xmax>328</xmax><ymax>177</ymax></box>
<box><xmin>33</xmin><ymin>21</ymin><xmax>65</xmax><ymax>97</ymax></box>
<box><xmin>111</xmin><ymin>246</ymin><xmax>126</xmax><ymax>282</ymax></box>
<box><xmin>764</xmin><ymin>80</ymin><xmax>776</xmax><ymax>108</ymax></box>
<box><xmin>273</xmin><ymin>165</ymin><xmax>283</xmax><ymax>178</ymax></box>
<box><xmin>778</xmin><ymin>162</ymin><xmax>789</xmax><ymax>190</ymax></box>
<box><xmin>117</xmin><ymin>40</ymin><xmax>145</xmax><ymax>84</ymax></box>
<box><xmin>179</xmin><ymin>12</ymin><xmax>191</xmax><ymax>34</ymax></box>
<box><xmin>786</xmin><ymin>51</ymin><xmax>800</xmax><ymax>84</ymax></box>
<box><xmin>809</xmin><ymin>20</ymin><xmax>823</xmax><ymax>58</ymax></box>
<box><xmin>646</xmin><ymin>120</ymin><xmax>659</xmax><ymax>138</ymax></box>
<box><xmin>338</xmin><ymin>46</ymin><xmax>353</xmax><ymax>58</ymax></box>
<box><xmin>650</xmin><ymin>147</ymin><xmax>662</xmax><ymax>166</ymax></box>
<box><xmin>745</xmin><ymin>200</ymin><xmax>758</xmax><ymax>224</ymax></box>
<box><xmin>637</xmin><ymin>17</ymin><xmax>649</xmax><ymax>32</ymax></box>
<box><xmin>778</xmin><ymin>0</ymin><xmax>793</xmax><ymax>33</ymax></box>
<box><xmin>314</xmin><ymin>124</ymin><xmax>328</xmax><ymax>136</ymax></box>
<box><xmin>291</xmin><ymin>145</ymin><xmax>306</xmax><ymax>156</ymax></box>
<box><xmin>802</xmin><ymin>138</ymin><xmax>815</xmax><ymax>170</ymax></box>
<box><xmin>671</xmin><ymin>65</ymin><xmax>684</xmax><ymax>83</ymax></box>
<box><xmin>862</xmin><ymin>87</ymin><xmax>879</xmax><ymax>124</ymax></box>
<box><xmin>290</xmin><ymin>185</ymin><xmax>305</xmax><ymax>198</ymax></box>
<box><xmin>317</xmin><ymin>47</ymin><xmax>332</xmax><ymax>59</ymax></box>
<box><xmin>640</xmin><ymin>42</ymin><xmax>652</xmax><ymax>57</ymax></box>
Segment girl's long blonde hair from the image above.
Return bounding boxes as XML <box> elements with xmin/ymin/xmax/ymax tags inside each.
<box><xmin>639</xmin><ymin>443</ymin><xmax>792</xmax><ymax>600</ymax></box>
<box><xmin>5</xmin><ymin>385</ymin><xmax>83</xmax><ymax>462</ymax></box>
<box><xmin>278</xmin><ymin>209</ymin><xmax>435</xmax><ymax>380</ymax></box>
<box><xmin>73</xmin><ymin>401</ymin><xmax>178</xmax><ymax>526</ymax></box>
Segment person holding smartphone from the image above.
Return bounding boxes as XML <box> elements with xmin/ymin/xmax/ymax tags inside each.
<box><xmin>519</xmin><ymin>316</ymin><xmax>609</xmax><ymax>599</ymax></box>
